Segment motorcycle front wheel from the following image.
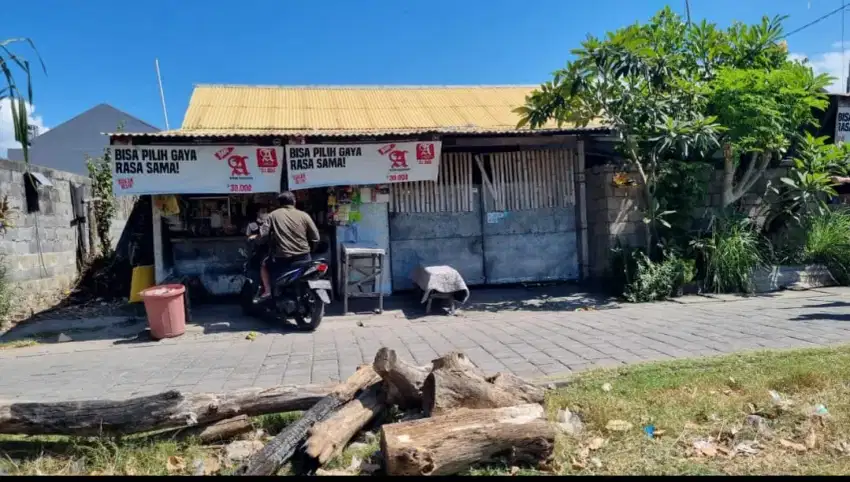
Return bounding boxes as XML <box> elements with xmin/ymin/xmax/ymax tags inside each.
<box><xmin>294</xmin><ymin>291</ymin><xmax>325</xmax><ymax>331</ymax></box>
<box><xmin>240</xmin><ymin>281</ymin><xmax>260</xmax><ymax>317</ymax></box>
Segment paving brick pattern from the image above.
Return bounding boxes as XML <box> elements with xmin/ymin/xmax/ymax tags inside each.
<box><xmin>2</xmin><ymin>288</ymin><xmax>850</xmax><ymax>401</ymax></box>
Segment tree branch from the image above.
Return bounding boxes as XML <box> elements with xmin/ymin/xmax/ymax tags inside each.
<box><xmin>731</xmin><ymin>151</ymin><xmax>772</xmax><ymax>203</ymax></box>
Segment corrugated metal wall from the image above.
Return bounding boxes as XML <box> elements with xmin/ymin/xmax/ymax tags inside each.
<box><xmin>481</xmin><ymin>149</ymin><xmax>579</xmax><ymax>284</ymax></box>
<box><xmin>388</xmin><ymin>148</ymin><xmax>579</xmax><ymax>291</ymax></box>
<box><xmin>389</xmin><ymin>189</ymin><xmax>485</xmax><ymax>291</ymax></box>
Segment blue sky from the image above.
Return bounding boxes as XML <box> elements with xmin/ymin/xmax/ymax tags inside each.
<box><xmin>1</xmin><ymin>0</ymin><xmax>849</xmax><ymax>152</ymax></box>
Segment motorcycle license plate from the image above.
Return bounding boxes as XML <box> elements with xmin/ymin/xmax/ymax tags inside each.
<box><xmin>314</xmin><ymin>289</ymin><xmax>331</xmax><ymax>304</ymax></box>
<box><xmin>307</xmin><ymin>279</ymin><xmax>332</xmax><ymax>290</ymax></box>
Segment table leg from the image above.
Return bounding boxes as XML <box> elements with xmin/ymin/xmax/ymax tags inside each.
<box><xmin>342</xmin><ymin>254</ymin><xmax>349</xmax><ymax>314</ymax></box>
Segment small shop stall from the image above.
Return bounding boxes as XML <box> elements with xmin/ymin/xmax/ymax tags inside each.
<box><xmin>284</xmin><ymin>140</ymin><xmax>442</xmax><ymax>309</ymax></box>
<box><xmin>108</xmin><ymin>139</ymin><xmax>442</xmax><ymax>304</ymax></box>
<box><xmin>109</xmin><ymin>144</ymin><xmax>295</xmax><ymax>295</ymax></box>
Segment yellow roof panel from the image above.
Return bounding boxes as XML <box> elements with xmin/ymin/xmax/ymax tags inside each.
<box><xmin>172</xmin><ymin>84</ymin><xmax>603</xmax><ymax>136</ymax></box>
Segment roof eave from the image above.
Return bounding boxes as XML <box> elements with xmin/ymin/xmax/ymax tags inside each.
<box><xmin>105</xmin><ymin>126</ymin><xmax>610</xmax><ymax>139</ymax></box>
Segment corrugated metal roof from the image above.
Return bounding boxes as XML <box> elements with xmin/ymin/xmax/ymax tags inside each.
<box><xmin>109</xmin><ymin>84</ymin><xmax>606</xmax><ymax>138</ymax></box>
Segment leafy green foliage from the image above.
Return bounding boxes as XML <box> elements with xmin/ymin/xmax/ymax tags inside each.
<box><xmin>692</xmin><ymin>216</ymin><xmax>763</xmax><ymax>293</ymax></box>
<box><xmin>610</xmin><ymin>246</ymin><xmax>693</xmax><ymax>302</ymax></box>
<box><xmin>654</xmin><ymin>161</ymin><xmax>713</xmax><ymax>245</ymax></box>
<box><xmin>1</xmin><ymin>38</ymin><xmax>46</xmax><ymax>164</ymax></box>
<box><xmin>800</xmin><ymin>209</ymin><xmax>850</xmax><ymax>285</ymax></box>
<box><xmin>706</xmin><ymin>66</ymin><xmax>829</xmax><ymax>158</ymax></box>
<box><xmin>86</xmin><ymin>151</ymin><xmax>116</xmax><ymax>255</ymax></box>
<box><xmin>625</xmin><ymin>252</ymin><xmax>691</xmax><ymax>303</ymax></box>
<box><xmin>518</xmin><ymin>7</ymin><xmax>829</xmax><ymax>251</ymax></box>
<box><xmin>773</xmin><ymin>133</ymin><xmax>850</xmax><ymax>221</ymax></box>
<box><xmin>0</xmin><ymin>261</ymin><xmax>12</xmax><ymax>326</ymax></box>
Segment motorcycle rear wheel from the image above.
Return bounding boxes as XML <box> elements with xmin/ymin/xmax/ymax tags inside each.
<box><xmin>294</xmin><ymin>291</ymin><xmax>325</xmax><ymax>331</ymax></box>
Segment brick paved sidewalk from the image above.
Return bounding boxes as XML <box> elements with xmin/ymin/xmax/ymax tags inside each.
<box><xmin>2</xmin><ymin>287</ymin><xmax>849</xmax><ymax>402</ymax></box>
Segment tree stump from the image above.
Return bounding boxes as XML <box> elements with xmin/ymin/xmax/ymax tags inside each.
<box><xmin>381</xmin><ymin>404</ymin><xmax>560</xmax><ymax>476</ymax></box>
<box><xmin>372</xmin><ymin>347</ymin><xmax>430</xmax><ymax>409</ymax></box>
<box><xmin>486</xmin><ymin>373</ymin><xmax>546</xmax><ymax>404</ymax></box>
<box><xmin>237</xmin><ymin>365</ymin><xmax>381</xmax><ymax>476</ymax></box>
<box><xmin>421</xmin><ymin>353</ymin><xmax>543</xmax><ymax>416</ymax></box>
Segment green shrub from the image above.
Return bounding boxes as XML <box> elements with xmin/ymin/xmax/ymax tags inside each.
<box><xmin>0</xmin><ymin>261</ymin><xmax>12</xmax><ymax>327</ymax></box>
<box><xmin>801</xmin><ymin>209</ymin><xmax>850</xmax><ymax>285</ymax></box>
<box><xmin>693</xmin><ymin>216</ymin><xmax>763</xmax><ymax>293</ymax></box>
<box><xmin>614</xmin><ymin>248</ymin><xmax>690</xmax><ymax>303</ymax></box>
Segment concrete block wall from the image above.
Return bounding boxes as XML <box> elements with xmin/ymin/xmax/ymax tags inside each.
<box><xmin>0</xmin><ymin>159</ymin><xmax>133</xmax><ymax>322</ymax></box>
<box><xmin>584</xmin><ymin>163</ymin><xmax>787</xmax><ymax>277</ymax></box>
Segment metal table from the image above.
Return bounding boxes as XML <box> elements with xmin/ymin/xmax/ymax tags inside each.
<box><xmin>340</xmin><ymin>245</ymin><xmax>386</xmax><ymax>314</ymax></box>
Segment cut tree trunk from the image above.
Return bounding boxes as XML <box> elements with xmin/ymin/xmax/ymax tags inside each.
<box><xmin>372</xmin><ymin>347</ymin><xmax>430</xmax><ymax>409</ymax></box>
<box><xmin>237</xmin><ymin>365</ymin><xmax>382</xmax><ymax>476</ymax></box>
<box><xmin>486</xmin><ymin>373</ymin><xmax>546</xmax><ymax>404</ymax></box>
<box><xmin>304</xmin><ymin>382</ymin><xmax>387</xmax><ymax>465</ymax></box>
<box><xmin>421</xmin><ymin>353</ymin><xmax>542</xmax><ymax>416</ymax></box>
<box><xmin>381</xmin><ymin>403</ymin><xmax>562</xmax><ymax>476</ymax></box>
<box><xmin>0</xmin><ymin>385</ymin><xmax>330</xmax><ymax>436</ymax></box>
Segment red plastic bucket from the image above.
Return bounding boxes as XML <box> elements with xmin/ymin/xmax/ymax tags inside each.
<box><xmin>139</xmin><ymin>284</ymin><xmax>187</xmax><ymax>340</ymax></box>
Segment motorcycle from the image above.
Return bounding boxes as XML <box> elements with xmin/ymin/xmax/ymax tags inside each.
<box><xmin>238</xmin><ymin>239</ymin><xmax>332</xmax><ymax>331</ymax></box>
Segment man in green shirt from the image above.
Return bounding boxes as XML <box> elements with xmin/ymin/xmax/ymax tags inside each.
<box><xmin>256</xmin><ymin>191</ymin><xmax>320</xmax><ymax>301</ymax></box>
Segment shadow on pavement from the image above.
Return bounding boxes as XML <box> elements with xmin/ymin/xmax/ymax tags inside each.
<box><xmin>792</xmin><ymin>312</ymin><xmax>850</xmax><ymax>322</ymax></box>
<box><xmin>0</xmin><ymin>283</ymin><xmax>617</xmax><ymax>345</ymax></box>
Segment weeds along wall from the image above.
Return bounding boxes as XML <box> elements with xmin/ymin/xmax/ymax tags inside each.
<box><xmin>0</xmin><ymin>159</ymin><xmax>133</xmax><ymax>324</ymax></box>
<box><xmin>584</xmin><ymin>163</ymin><xmax>787</xmax><ymax>277</ymax></box>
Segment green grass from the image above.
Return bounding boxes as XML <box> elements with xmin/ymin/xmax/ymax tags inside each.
<box><xmin>0</xmin><ymin>435</ymin><xmax>210</xmax><ymax>475</ymax></box>
<box><xmin>0</xmin><ymin>339</ymin><xmax>38</xmax><ymax>350</ymax></box>
<box><xmin>537</xmin><ymin>346</ymin><xmax>850</xmax><ymax>475</ymax></box>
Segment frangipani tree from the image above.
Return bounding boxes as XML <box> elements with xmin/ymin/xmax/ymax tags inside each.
<box><xmin>517</xmin><ymin>8</ymin><xmax>830</xmax><ymax>251</ymax></box>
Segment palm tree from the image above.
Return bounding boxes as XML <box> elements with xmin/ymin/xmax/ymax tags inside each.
<box><xmin>1</xmin><ymin>37</ymin><xmax>46</xmax><ymax>164</ymax></box>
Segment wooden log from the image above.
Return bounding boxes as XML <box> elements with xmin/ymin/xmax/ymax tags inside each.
<box><xmin>0</xmin><ymin>384</ymin><xmax>330</xmax><ymax>437</ymax></box>
<box><xmin>173</xmin><ymin>415</ymin><xmax>253</xmax><ymax>443</ymax></box>
<box><xmin>421</xmin><ymin>353</ymin><xmax>541</xmax><ymax>416</ymax></box>
<box><xmin>372</xmin><ymin>347</ymin><xmax>430</xmax><ymax>409</ymax></box>
<box><xmin>486</xmin><ymin>373</ymin><xmax>546</xmax><ymax>404</ymax></box>
<box><xmin>304</xmin><ymin>382</ymin><xmax>386</xmax><ymax>465</ymax></box>
<box><xmin>381</xmin><ymin>403</ymin><xmax>561</xmax><ymax>476</ymax></box>
<box><xmin>237</xmin><ymin>365</ymin><xmax>381</xmax><ymax>476</ymax></box>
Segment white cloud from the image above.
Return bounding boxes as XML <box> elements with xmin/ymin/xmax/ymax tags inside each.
<box><xmin>0</xmin><ymin>98</ymin><xmax>49</xmax><ymax>158</ymax></box>
<box><xmin>792</xmin><ymin>48</ymin><xmax>850</xmax><ymax>93</ymax></box>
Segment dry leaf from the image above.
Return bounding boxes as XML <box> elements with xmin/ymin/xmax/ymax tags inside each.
<box><xmin>684</xmin><ymin>421</ymin><xmax>701</xmax><ymax>430</ymax></box>
<box><xmin>588</xmin><ymin>437</ymin><xmax>606</xmax><ymax>450</ymax></box>
<box><xmin>509</xmin><ymin>466</ymin><xmax>520</xmax><ymax>476</ymax></box>
<box><xmin>166</xmin><ymin>455</ymin><xmax>186</xmax><ymax>474</ymax></box>
<box><xmin>780</xmin><ymin>439</ymin><xmax>807</xmax><ymax>453</ymax></box>
<box><xmin>605</xmin><ymin>420</ymin><xmax>633</xmax><ymax>432</ymax></box>
<box><xmin>578</xmin><ymin>446</ymin><xmax>590</xmax><ymax>461</ymax></box>
<box><xmin>570</xmin><ymin>458</ymin><xmax>585</xmax><ymax>470</ymax></box>
<box><xmin>693</xmin><ymin>440</ymin><xmax>718</xmax><ymax>457</ymax></box>
<box><xmin>123</xmin><ymin>466</ymin><xmax>136</xmax><ymax>476</ymax></box>
<box><xmin>202</xmin><ymin>456</ymin><xmax>221</xmax><ymax>475</ymax></box>
<box><xmin>716</xmin><ymin>446</ymin><xmax>731</xmax><ymax>456</ymax></box>
<box><xmin>653</xmin><ymin>429</ymin><xmax>667</xmax><ymax>437</ymax></box>
<box><xmin>316</xmin><ymin>468</ymin><xmax>356</xmax><ymax>476</ymax></box>
<box><xmin>590</xmin><ymin>457</ymin><xmax>602</xmax><ymax>468</ymax></box>
<box><xmin>734</xmin><ymin>441</ymin><xmax>760</xmax><ymax>455</ymax></box>
<box><xmin>805</xmin><ymin>430</ymin><xmax>817</xmax><ymax>450</ymax></box>
<box><xmin>602</xmin><ymin>383</ymin><xmax>612</xmax><ymax>392</ymax></box>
